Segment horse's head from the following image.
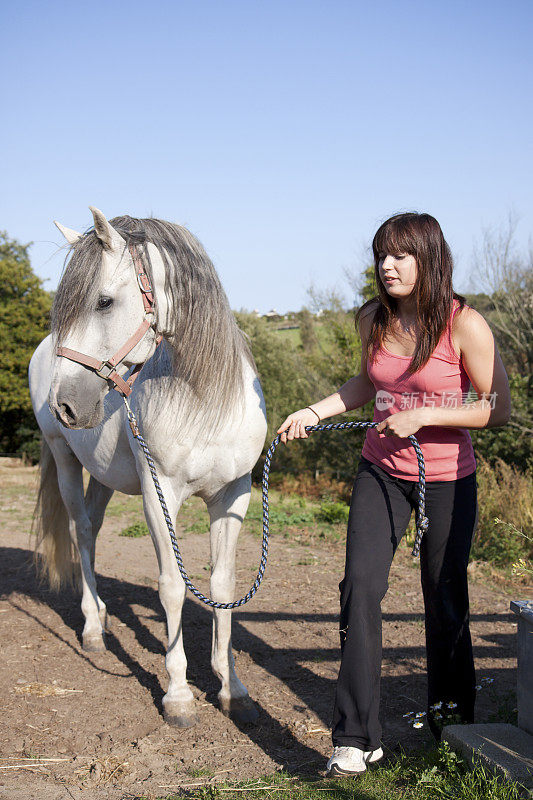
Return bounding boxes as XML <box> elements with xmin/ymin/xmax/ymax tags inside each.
<box><xmin>49</xmin><ymin>207</ymin><xmax>161</xmax><ymax>429</ymax></box>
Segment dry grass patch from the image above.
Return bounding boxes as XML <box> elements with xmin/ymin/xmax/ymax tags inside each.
<box><xmin>14</xmin><ymin>682</ymin><xmax>83</xmax><ymax>697</ymax></box>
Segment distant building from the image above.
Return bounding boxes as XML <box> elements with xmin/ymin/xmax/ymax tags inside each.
<box><xmin>263</xmin><ymin>309</ymin><xmax>284</xmax><ymax>321</ymax></box>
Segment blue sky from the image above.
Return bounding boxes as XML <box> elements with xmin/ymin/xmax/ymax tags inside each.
<box><xmin>1</xmin><ymin>0</ymin><xmax>531</xmax><ymax>312</ymax></box>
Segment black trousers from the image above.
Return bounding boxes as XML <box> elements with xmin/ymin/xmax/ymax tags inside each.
<box><xmin>331</xmin><ymin>456</ymin><xmax>478</xmax><ymax>750</ymax></box>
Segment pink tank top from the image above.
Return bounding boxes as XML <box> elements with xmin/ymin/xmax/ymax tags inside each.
<box><xmin>361</xmin><ymin>299</ymin><xmax>477</xmax><ymax>481</ymax></box>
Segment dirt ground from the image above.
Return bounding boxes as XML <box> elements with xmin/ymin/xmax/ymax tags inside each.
<box><xmin>0</xmin><ymin>458</ymin><xmax>524</xmax><ymax>799</ymax></box>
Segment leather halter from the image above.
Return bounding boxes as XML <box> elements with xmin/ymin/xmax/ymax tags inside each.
<box><xmin>56</xmin><ymin>245</ymin><xmax>159</xmax><ymax>397</ymax></box>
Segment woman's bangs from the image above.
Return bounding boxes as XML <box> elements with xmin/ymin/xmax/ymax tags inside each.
<box><xmin>374</xmin><ymin>220</ymin><xmax>418</xmax><ymax>258</ymax></box>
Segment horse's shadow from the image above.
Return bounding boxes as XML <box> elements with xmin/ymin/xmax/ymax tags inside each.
<box><xmin>2</xmin><ymin>545</ymin><xmax>327</xmax><ymax>771</ymax></box>
<box><xmin>1</xmin><ymin>545</ymin><xmax>517</xmax><ymax>775</ymax></box>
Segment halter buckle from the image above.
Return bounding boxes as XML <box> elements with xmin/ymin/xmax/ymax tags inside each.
<box><xmin>96</xmin><ymin>361</ymin><xmax>115</xmax><ymax>379</ymax></box>
<box><xmin>137</xmin><ymin>271</ymin><xmax>152</xmax><ymax>293</ymax></box>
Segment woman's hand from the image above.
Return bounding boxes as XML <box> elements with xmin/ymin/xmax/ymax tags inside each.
<box><xmin>376</xmin><ymin>409</ymin><xmax>427</xmax><ymax>439</ymax></box>
<box><xmin>277</xmin><ymin>408</ymin><xmax>320</xmax><ymax>444</ymax></box>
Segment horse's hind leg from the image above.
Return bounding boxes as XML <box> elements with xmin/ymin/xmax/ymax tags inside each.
<box><xmin>207</xmin><ymin>473</ymin><xmax>258</xmax><ymax>723</ymax></box>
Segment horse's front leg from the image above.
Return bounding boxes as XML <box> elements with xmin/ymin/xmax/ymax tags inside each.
<box><xmin>84</xmin><ymin>476</ymin><xmax>114</xmax><ymax>635</ymax></box>
<box><xmin>49</xmin><ymin>441</ymin><xmax>111</xmax><ymax>652</ymax></box>
<box><xmin>140</xmin><ymin>476</ymin><xmax>196</xmax><ymax>727</ymax></box>
<box><xmin>207</xmin><ymin>473</ymin><xmax>258</xmax><ymax>723</ymax></box>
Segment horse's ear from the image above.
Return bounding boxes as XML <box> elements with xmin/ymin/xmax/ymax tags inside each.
<box><xmin>89</xmin><ymin>206</ymin><xmax>126</xmax><ymax>252</ymax></box>
<box><xmin>54</xmin><ymin>221</ymin><xmax>82</xmax><ymax>245</ymax></box>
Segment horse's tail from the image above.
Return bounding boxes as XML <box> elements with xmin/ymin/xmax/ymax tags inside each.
<box><xmin>33</xmin><ymin>439</ymin><xmax>79</xmax><ymax>591</ymax></box>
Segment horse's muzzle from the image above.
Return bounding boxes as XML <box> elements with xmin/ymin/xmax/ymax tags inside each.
<box><xmin>50</xmin><ymin>387</ymin><xmax>104</xmax><ymax>430</ymax></box>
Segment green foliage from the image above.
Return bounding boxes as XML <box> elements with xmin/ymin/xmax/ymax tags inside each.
<box><xmin>119</xmin><ymin>521</ymin><xmax>149</xmax><ymax>538</ymax></box>
<box><xmin>466</xmin><ymin>230</ymin><xmax>532</xmax><ymax>472</ymax></box>
<box><xmin>236</xmin><ymin>312</ymin><xmax>324</xmax><ymax>478</ymax></box>
<box><xmin>392</xmin><ymin>741</ymin><xmax>524</xmax><ymax>800</ymax></box>
<box><xmin>185</xmin><ymin>520</ymin><xmax>208</xmax><ymax>533</ymax></box>
<box><xmin>470</xmin><ymin>373</ymin><xmax>532</xmax><ymax>473</ymax></box>
<box><xmin>247</xmin><ymin>505</ymin><xmax>316</xmax><ymax>527</ymax></box>
<box><xmin>16</xmin><ymin>425</ymin><xmax>42</xmax><ymax>464</ymax></box>
<box><xmin>297</xmin><ymin>307</ymin><xmax>318</xmax><ymax>352</ymax></box>
<box><xmin>360</xmin><ymin>262</ymin><xmax>377</xmax><ymax>303</ymax></box>
<box><xmin>236</xmin><ymin>308</ymin><xmax>373</xmax><ymax>482</ymax></box>
<box><xmin>465</xmin><ymin>292</ymin><xmax>532</xmax><ymax>471</ymax></box>
<box><xmin>161</xmin><ymin>742</ymin><xmax>525</xmax><ymax>799</ymax></box>
<box><xmin>472</xmin><ymin>457</ymin><xmax>533</xmax><ymax>566</ymax></box>
<box><xmin>236</xmin><ymin>313</ymin><xmax>314</xmax><ymax>438</ymax></box>
<box><xmin>318</xmin><ymin>500</ymin><xmax>350</xmax><ymax>524</ymax></box>
<box><xmin>0</xmin><ymin>232</ymin><xmax>52</xmax><ymax>453</ymax></box>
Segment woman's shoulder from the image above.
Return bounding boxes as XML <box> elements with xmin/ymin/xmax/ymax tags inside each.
<box><xmin>453</xmin><ymin>300</ymin><xmax>488</xmax><ymax>330</ymax></box>
<box><xmin>357</xmin><ymin>298</ymin><xmax>379</xmax><ymax>333</ymax></box>
<box><xmin>452</xmin><ymin>301</ymin><xmax>494</xmax><ymax>354</ymax></box>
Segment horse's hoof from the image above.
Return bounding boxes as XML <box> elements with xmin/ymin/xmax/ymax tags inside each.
<box><xmin>163</xmin><ymin>701</ymin><xmax>198</xmax><ymax>728</ymax></box>
<box><xmin>99</xmin><ymin>609</ymin><xmax>112</xmax><ymax>632</ymax></box>
<box><xmin>82</xmin><ymin>634</ymin><xmax>107</xmax><ymax>653</ymax></box>
<box><xmin>219</xmin><ymin>695</ymin><xmax>259</xmax><ymax>724</ymax></box>
<box><xmin>164</xmin><ymin>712</ymin><xmax>199</xmax><ymax>728</ymax></box>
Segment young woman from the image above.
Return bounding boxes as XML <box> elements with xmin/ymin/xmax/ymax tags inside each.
<box><xmin>277</xmin><ymin>212</ymin><xmax>511</xmax><ymax>778</ymax></box>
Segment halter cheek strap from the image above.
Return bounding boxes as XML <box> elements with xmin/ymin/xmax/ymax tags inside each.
<box><xmin>56</xmin><ymin>245</ymin><xmax>160</xmax><ymax>397</ymax></box>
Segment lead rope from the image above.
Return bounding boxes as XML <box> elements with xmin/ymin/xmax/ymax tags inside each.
<box><xmin>124</xmin><ymin>398</ymin><xmax>429</xmax><ymax>610</ymax></box>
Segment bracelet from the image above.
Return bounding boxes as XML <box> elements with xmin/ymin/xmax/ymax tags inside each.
<box><xmin>306</xmin><ymin>406</ymin><xmax>321</xmax><ymax>422</ymax></box>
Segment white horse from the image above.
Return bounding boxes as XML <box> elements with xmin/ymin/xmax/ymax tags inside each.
<box><xmin>29</xmin><ymin>207</ymin><xmax>267</xmax><ymax>727</ymax></box>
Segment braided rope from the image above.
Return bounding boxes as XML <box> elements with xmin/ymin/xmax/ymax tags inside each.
<box><xmin>124</xmin><ymin>399</ymin><xmax>429</xmax><ymax>609</ymax></box>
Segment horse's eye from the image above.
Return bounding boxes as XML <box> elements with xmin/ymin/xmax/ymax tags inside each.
<box><xmin>96</xmin><ymin>296</ymin><xmax>113</xmax><ymax>310</ymax></box>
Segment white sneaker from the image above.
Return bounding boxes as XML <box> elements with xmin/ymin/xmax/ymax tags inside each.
<box><xmin>326</xmin><ymin>745</ymin><xmax>384</xmax><ymax>777</ymax></box>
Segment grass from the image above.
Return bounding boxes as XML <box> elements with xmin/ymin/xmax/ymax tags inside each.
<box><xmin>119</xmin><ymin>521</ymin><xmax>150</xmax><ymax>538</ymax></box>
<box><xmin>186</xmin><ymin>766</ymin><xmax>215</xmax><ymax>778</ymax></box>
<box><xmin>273</xmin><ymin>327</ymin><xmax>301</xmax><ymax>347</ymax></box>
<box><xmin>472</xmin><ymin>456</ymin><xmax>533</xmax><ymax>568</ymax></box>
<box><xmin>175</xmin><ymin>491</ymin><xmax>347</xmax><ymax>544</ymax></box>
<box><xmin>150</xmin><ymin>742</ymin><xmax>526</xmax><ymax>799</ymax></box>
<box><xmin>105</xmin><ymin>493</ymin><xmax>143</xmax><ymax>518</ymax></box>
<box><xmin>486</xmin><ymin>687</ymin><xmax>519</xmax><ymax>726</ymax></box>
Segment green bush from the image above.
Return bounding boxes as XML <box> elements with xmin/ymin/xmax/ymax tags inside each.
<box><xmin>473</xmin><ymin>457</ymin><xmax>533</xmax><ymax>566</ymax></box>
<box><xmin>119</xmin><ymin>522</ymin><xmax>149</xmax><ymax>538</ymax></box>
<box><xmin>318</xmin><ymin>500</ymin><xmax>350</xmax><ymax>524</ymax></box>
<box><xmin>237</xmin><ymin>311</ymin><xmax>374</xmax><ymax>483</ymax></box>
<box><xmin>247</xmin><ymin>507</ymin><xmax>315</xmax><ymax>527</ymax></box>
<box><xmin>470</xmin><ymin>374</ymin><xmax>532</xmax><ymax>473</ymax></box>
<box><xmin>0</xmin><ymin>233</ymin><xmax>52</xmax><ymax>454</ymax></box>
<box><xmin>17</xmin><ymin>426</ymin><xmax>41</xmax><ymax>465</ymax></box>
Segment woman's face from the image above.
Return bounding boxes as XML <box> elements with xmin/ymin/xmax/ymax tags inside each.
<box><xmin>378</xmin><ymin>252</ymin><xmax>418</xmax><ymax>299</ymax></box>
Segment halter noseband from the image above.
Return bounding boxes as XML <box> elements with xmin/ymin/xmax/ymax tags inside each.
<box><xmin>56</xmin><ymin>245</ymin><xmax>159</xmax><ymax>397</ymax></box>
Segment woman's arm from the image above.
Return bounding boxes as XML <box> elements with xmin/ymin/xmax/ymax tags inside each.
<box><xmin>377</xmin><ymin>306</ymin><xmax>511</xmax><ymax>438</ymax></box>
<box><xmin>278</xmin><ymin>305</ymin><xmax>377</xmax><ymax>442</ymax></box>
<box><xmin>424</xmin><ymin>306</ymin><xmax>511</xmax><ymax>427</ymax></box>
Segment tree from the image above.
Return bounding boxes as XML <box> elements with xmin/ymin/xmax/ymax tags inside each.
<box><xmin>298</xmin><ymin>307</ymin><xmax>318</xmax><ymax>352</ymax></box>
<box><xmin>472</xmin><ymin>215</ymin><xmax>533</xmax><ymax>377</ymax></box>
<box><xmin>343</xmin><ymin>261</ymin><xmax>377</xmax><ymax>306</ymax></box>
<box><xmin>0</xmin><ymin>232</ymin><xmax>52</xmax><ymax>454</ymax></box>
<box><xmin>469</xmin><ymin>216</ymin><xmax>532</xmax><ymax>472</ymax></box>
<box><xmin>358</xmin><ymin>263</ymin><xmax>377</xmax><ymax>304</ymax></box>
<box><xmin>236</xmin><ymin>296</ymin><xmax>373</xmax><ymax>482</ymax></box>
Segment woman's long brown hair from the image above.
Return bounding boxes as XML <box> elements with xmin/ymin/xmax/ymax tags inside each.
<box><xmin>355</xmin><ymin>212</ymin><xmax>465</xmax><ymax>374</ymax></box>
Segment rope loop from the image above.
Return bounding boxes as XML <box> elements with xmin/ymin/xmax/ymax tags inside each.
<box><xmin>124</xmin><ymin>400</ymin><xmax>428</xmax><ymax>609</ymax></box>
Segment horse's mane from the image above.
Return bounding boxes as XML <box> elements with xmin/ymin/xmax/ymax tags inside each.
<box><xmin>52</xmin><ymin>216</ymin><xmax>255</xmax><ymax>432</ymax></box>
